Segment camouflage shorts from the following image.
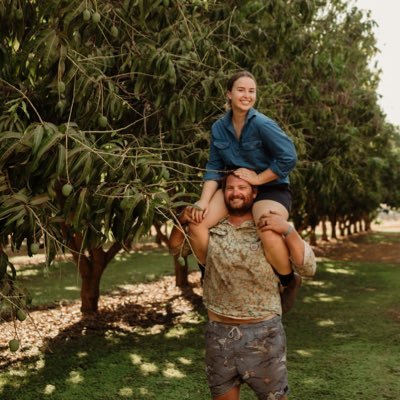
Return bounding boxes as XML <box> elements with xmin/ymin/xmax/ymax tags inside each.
<box><xmin>205</xmin><ymin>316</ymin><xmax>288</xmax><ymax>400</ymax></box>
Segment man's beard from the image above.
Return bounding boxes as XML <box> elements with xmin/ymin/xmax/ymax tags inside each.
<box><xmin>225</xmin><ymin>195</ymin><xmax>253</xmax><ymax>216</ymax></box>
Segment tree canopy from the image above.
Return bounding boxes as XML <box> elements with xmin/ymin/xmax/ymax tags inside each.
<box><xmin>1</xmin><ymin>0</ymin><xmax>399</xmax><ymax>311</ymax></box>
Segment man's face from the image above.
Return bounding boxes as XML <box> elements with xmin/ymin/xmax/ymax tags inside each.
<box><xmin>224</xmin><ymin>175</ymin><xmax>256</xmax><ymax>215</ymax></box>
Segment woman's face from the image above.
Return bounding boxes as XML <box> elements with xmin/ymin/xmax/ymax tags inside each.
<box><xmin>227</xmin><ymin>76</ymin><xmax>256</xmax><ymax>113</ymax></box>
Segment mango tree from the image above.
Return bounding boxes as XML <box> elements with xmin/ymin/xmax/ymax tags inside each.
<box><xmin>0</xmin><ymin>0</ymin><xmax>238</xmax><ymax>312</ymax></box>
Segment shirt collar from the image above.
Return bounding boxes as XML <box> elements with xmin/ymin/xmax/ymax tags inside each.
<box><xmin>220</xmin><ymin>217</ymin><xmax>256</xmax><ymax>229</ymax></box>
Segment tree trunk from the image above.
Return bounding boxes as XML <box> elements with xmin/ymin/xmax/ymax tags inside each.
<box><xmin>339</xmin><ymin>220</ymin><xmax>346</xmax><ymax>236</ymax></box>
<box><xmin>153</xmin><ymin>221</ymin><xmax>169</xmax><ymax>246</ymax></box>
<box><xmin>174</xmin><ymin>254</ymin><xmax>189</xmax><ymax>287</ymax></box>
<box><xmin>321</xmin><ymin>217</ymin><xmax>329</xmax><ymax>241</ymax></box>
<box><xmin>309</xmin><ymin>227</ymin><xmax>317</xmax><ymax>246</ymax></box>
<box><xmin>364</xmin><ymin>216</ymin><xmax>372</xmax><ymax>231</ymax></box>
<box><xmin>330</xmin><ymin>216</ymin><xmax>337</xmax><ymax>239</ymax></box>
<box><xmin>80</xmin><ymin>256</ymin><xmax>105</xmax><ymax>313</ymax></box>
<box><xmin>62</xmin><ymin>228</ymin><xmax>123</xmax><ymax>313</ymax></box>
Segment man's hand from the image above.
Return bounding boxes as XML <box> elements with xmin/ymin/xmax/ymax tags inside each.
<box><xmin>257</xmin><ymin>211</ymin><xmax>292</xmax><ymax>236</ymax></box>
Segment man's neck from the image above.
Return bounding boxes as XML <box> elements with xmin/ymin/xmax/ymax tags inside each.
<box><xmin>227</xmin><ymin>212</ymin><xmax>253</xmax><ymax>226</ymax></box>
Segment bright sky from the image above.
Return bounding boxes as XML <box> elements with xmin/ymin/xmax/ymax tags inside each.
<box><xmin>356</xmin><ymin>0</ymin><xmax>400</xmax><ymax>127</ymax></box>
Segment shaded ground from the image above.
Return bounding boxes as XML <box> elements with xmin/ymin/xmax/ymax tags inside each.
<box><xmin>1</xmin><ymin>227</ymin><xmax>399</xmax><ymax>370</ymax></box>
<box><xmin>316</xmin><ymin>231</ymin><xmax>400</xmax><ymax>263</ymax></box>
<box><xmin>0</xmin><ymin>273</ymin><xmax>204</xmax><ymax>369</ymax></box>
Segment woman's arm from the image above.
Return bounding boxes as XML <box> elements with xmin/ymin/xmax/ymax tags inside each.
<box><xmin>234</xmin><ymin>167</ymin><xmax>279</xmax><ymax>186</ymax></box>
<box><xmin>258</xmin><ymin>117</ymin><xmax>297</xmax><ymax>179</ymax></box>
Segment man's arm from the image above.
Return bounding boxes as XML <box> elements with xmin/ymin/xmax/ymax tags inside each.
<box><xmin>257</xmin><ymin>212</ymin><xmax>316</xmax><ymax>277</ymax></box>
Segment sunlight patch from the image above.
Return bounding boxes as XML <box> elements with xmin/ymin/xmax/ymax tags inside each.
<box><xmin>43</xmin><ymin>384</ymin><xmax>56</xmax><ymax>395</ymax></box>
<box><xmin>66</xmin><ymin>370</ymin><xmax>84</xmax><ymax>384</ymax></box>
<box><xmin>148</xmin><ymin>324</ymin><xmax>165</xmax><ymax>334</ymax></box>
<box><xmin>140</xmin><ymin>362</ymin><xmax>159</xmax><ymax>376</ymax></box>
<box><xmin>63</xmin><ymin>286</ymin><xmax>80</xmax><ymax>291</ymax></box>
<box><xmin>19</xmin><ymin>269</ymin><xmax>40</xmax><ymax>277</ymax></box>
<box><xmin>307</xmin><ymin>280</ymin><xmax>330</xmax><ymax>287</ymax></box>
<box><xmin>317</xmin><ymin>319</ymin><xmax>336</xmax><ymax>327</ymax></box>
<box><xmin>178</xmin><ymin>357</ymin><xmax>192</xmax><ymax>365</ymax></box>
<box><xmin>119</xmin><ymin>387</ymin><xmax>134</xmax><ymax>397</ymax></box>
<box><xmin>165</xmin><ymin>326</ymin><xmax>189</xmax><ymax>338</ymax></box>
<box><xmin>139</xmin><ymin>387</ymin><xmax>150</xmax><ymax>395</ymax></box>
<box><xmin>326</xmin><ymin>267</ymin><xmax>355</xmax><ymax>275</ymax></box>
<box><xmin>8</xmin><ymin>369</ymin><xmax>27</xmax><ymax>377</ymax></box>
<box><xmin>303</xmin><ymin>292</ymin><xmax>343</xmax><ymax>303</ymax></box>
<box><xmin>163</xmin><ymin>363</ymin><xmax>185</xmax><ymax>378</ymax></box>
<box><xmin>77</xmin><ymin>351</ymin><xmax>88</xmax><ymax>358</ymax></box>
<box><xmin>36</xmin><ymin>358</ymin><xmax>46</xmax><ymax>370</ymax></box>
<box><xmin>130</xmin><ymin>354</ymin><xmax>142</xmax><ymax>365</ymax></box>
<box><xmin>294</xmin><ymin>349</ymin><xmax>313</xmax><ymax>358</ymax></box>
<box><xmin>315</xmin><ymin>293</ymin><xmax>343</xmax><ymax>302</ymax></box>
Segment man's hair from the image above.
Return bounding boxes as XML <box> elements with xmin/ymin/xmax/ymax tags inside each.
<box><xmin>220</xmin><ymin>171</ymin><xmax>257</xmax><ymax>192</ymax></box>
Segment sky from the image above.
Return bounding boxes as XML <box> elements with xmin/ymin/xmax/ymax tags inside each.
<box><xmin>356</xmin><ymin>0</ymin><xmax>400</xmax><ymax>126</ymax></box>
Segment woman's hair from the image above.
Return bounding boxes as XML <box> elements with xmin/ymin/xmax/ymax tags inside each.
<box><xmin>226</xmin><ymin>70</ymin><xmax>257</xmax><ymax>91</ymax></box>
<box><xmin>225</xmin><ymin>70</ymin><xmax>256</xmax><ymax>109</ymax></box>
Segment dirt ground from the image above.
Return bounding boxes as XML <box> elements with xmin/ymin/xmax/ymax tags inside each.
<box><xmin>315</xmin><ymin>219</ymin><xmax>400</xmax><ymax>264</ymax></box>
<box><xmin>1</xmin><ymin>221</ymin><xmax>399</xmax><ymax>369</ymax></box>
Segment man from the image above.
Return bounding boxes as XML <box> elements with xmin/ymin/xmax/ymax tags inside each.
<box><xmin>169</xmin><ymin>173</ymin><xmax>316</xmax><ymax>400</ymax></box>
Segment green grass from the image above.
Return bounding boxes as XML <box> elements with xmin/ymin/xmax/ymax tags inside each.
<box><xmin>14</xmin><ymin>249</ymin><xmax>198</xmax><ymax>306</ymax></box>
<box><xmin>1</xmin><ymin>234</ymin><xmax>400</xmax><ymax>399</ymax></box>
<box><xmin>351</xmin><ymin>231</ymin><xmax>400</xmax><ymax>244</ymax></box>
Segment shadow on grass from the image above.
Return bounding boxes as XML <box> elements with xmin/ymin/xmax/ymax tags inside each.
<box><xmin>0</xmin><ymin>285</ymin><xmax>207</xmax><ymax>400</ymax></box>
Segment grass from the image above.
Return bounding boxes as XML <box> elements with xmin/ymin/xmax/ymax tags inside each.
<box><xmin>1</xmin><ymin>233</ymin><xmax>400</xmax><ymax>399</ymax></box>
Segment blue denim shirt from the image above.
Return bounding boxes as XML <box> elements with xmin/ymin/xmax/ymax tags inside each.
<box><xmin>203</xmin><ymin>108</ymin><xmax>297</xmax><ymax>185</ymax></box>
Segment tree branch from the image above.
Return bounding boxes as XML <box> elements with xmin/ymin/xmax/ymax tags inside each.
<box><xmin>105</xmin><ymin>242</ymin><xmax>123</xmax><ymax>265</ymax></box>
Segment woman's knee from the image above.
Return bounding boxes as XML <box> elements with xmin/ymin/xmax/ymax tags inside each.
<box><xmin>258</xmin><ymin>229</ymin><xmax>285</xmax><ymax>248</ymax></box>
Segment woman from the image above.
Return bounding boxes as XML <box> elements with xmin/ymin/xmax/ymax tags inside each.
<box><xmin>188</xmin><ymin>70</ymin><xmax>298</xmax><ymax>294</ymax></box>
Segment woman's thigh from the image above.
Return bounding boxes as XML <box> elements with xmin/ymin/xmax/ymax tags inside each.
<box><xmin>252</xmin><ymin>199</ymin><xmax>289</xmax><ymax>224</ymax></box>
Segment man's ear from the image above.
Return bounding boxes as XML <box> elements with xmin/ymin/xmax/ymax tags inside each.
<box><xmin>252</xmin><ymin>187</ymin><xmax>257</xmax><ymax>200</ymax></box>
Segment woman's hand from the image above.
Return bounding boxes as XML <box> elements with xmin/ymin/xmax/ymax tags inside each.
<box><xmin>186</xmin><ymin>199</ymin><xmax>209</xmax><ymax>223</ymax></box>
<box><xmin>234</xmin><ymin>168</ymin><xmax>260</xmax><ymax>185</ymax></box>
<box><xmin>257</xmin><ymin>211</ymin><xmax>292</xmax><ymax>235</ymax></box>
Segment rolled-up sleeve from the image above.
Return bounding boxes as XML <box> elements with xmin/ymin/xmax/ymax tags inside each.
<box><xmin>291</xmin><ymin>242</ymin><xmax>316</xmax><ymax>277</ymax></box>
<box><xmin>260</xmin><ymin>118</ymin><xmax>297</xmax><ymax>179</ymax></box>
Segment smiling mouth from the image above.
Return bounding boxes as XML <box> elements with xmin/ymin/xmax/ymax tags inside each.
<box><xmin>229</xmin><ymin>196</ymin><xmax>245</xmax><ymax>204</ymax></box>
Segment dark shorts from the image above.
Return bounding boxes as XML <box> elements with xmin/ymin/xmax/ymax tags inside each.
<box><xmin>254</xmin><ymin>184</ymin><xmax>292</xmax><ymax>213</ymax></box>
<box><xmin>204</xmin><ymin>316</ymin><xmax>289</xmax><ymax>399</ymax></box>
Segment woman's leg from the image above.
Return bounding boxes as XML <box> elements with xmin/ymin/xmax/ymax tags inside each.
<box><xmin>189</xmin><ymin>189</ymin><xmax>228</xmax><ymax>265</ymax></box>
<box><xmin>253</xmin><ymin>200</ymin><xmax>301</xmax><ymax>313</ymax></box>
<box><xmin>252</xmin><ymin>200</ymin><xmax>292</xmax><ymax>276</ymax></box>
